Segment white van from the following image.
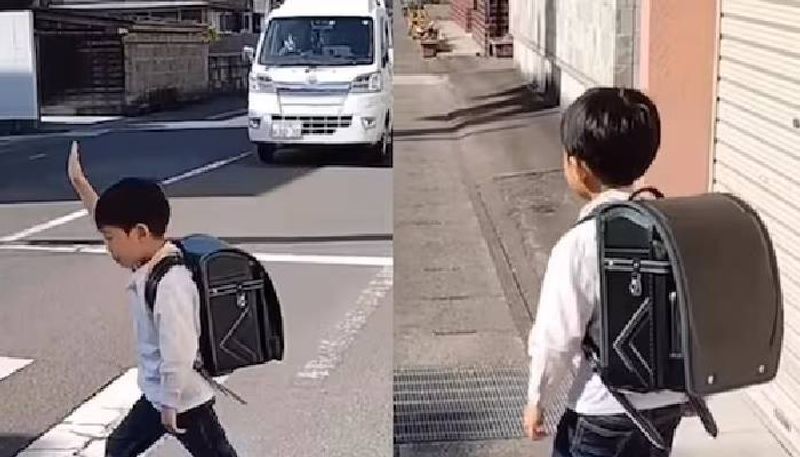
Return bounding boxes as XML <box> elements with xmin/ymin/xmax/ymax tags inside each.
<box><xmin>244</xmin><ymin>0</ymin><xmax>394</xmax><ymax>164</ymax></box>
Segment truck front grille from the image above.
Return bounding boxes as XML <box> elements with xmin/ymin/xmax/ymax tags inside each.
<box><xmin>272</xmin><ymin>115</ymin><xmax>353</xmax><ymax>135</ymax></box>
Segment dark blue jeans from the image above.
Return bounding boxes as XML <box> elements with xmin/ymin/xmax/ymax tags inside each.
<box><xmin>106</xmin><ymin>396</ymin><xmax>238</xmax><ymax>457</ymax></box>
<box><xmin>552</xmin><ymin>405</ymin><xmax>683</xmax><ymax>457</ymax></box>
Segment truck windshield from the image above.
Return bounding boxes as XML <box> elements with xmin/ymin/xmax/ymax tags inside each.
<box><xmin>260</xmin><ymin>17</ymin><xmax>374</xmax><ymax>67</ymax></box>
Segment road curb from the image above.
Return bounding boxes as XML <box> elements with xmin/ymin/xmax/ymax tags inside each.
<box><xmin>441</xmin><ymin>61</ymin><xmax>575</xmax><ymax>340</ymax></box>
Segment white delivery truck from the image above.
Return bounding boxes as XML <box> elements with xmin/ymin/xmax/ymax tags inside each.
<box><xmin>244</xmin><ymin>0</ymin><xmax>394</xmax><ymax>164</ymax></box>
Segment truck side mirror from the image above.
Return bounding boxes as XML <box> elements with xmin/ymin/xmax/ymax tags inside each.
<box><xmin>243</xmin><ymin>46</ymin><xmax>255</xmax><ymax>63</ymax></box>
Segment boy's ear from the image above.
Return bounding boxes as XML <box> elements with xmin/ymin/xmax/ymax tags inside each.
<box><xmin>576</xmin><ymin>158</ymin><xmax>592</xmax><ymax>179</ymax></box>
<box><xmin>573</xmin><ymin>157</ymin><xmax>603</xmax><ymax>192</ymax></box>
<box><xmin>133</xmin><ymin>223</ymin><xmax>151</xmax><ymax>240</ymax></box>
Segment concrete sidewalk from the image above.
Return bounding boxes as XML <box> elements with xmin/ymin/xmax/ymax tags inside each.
<box><xmin>393</xmin><ymin>7</ymin><xmax>544</xmax><ymax>456</ymax></box>
<box><xmin>393</xmin><ymin>8</ymin><xmax>792</xmax><ymax>453</ymax></box>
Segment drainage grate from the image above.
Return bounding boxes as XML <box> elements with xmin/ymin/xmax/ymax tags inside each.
<box><xmin>394</xmin><ymin>366</ymin><xmax>530</xmax><ymax>443</ymax></box>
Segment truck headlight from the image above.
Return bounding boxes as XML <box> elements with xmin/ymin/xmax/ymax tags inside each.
<box><xmin>351</xmin><ymin>72</ymin><xmax>383</xmax><ymax>93</ymax></box>
<box><xmin>362</xmin><ymin>117</ymin><xmax>377</xmax><ymax>129</ymax></box>
<box><xmin>249</xmin><ymin>73</ymin><xmax>275</xmax><ymax>93</ymax></box>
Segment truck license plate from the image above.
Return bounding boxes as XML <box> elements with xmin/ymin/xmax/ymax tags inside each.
<box><xmin>271</xmin><ymin>120</ymin><xmax>303</xmax><ymax>139</ymax></box>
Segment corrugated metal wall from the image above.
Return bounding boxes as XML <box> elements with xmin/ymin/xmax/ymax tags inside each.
<box><xmin>712</xmin><ymin>0</ymin><xmax>800</xmax><ymax>453</ymax></box>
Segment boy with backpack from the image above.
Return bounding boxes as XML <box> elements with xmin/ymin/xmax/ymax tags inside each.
<box><xmin>523</xmin><ymin>88</ymin><xmax>688</xmax><ymax>456</ymax></box>
<box><xmin>67</xmin><ymin>141</ymin><xmax>239</xmax><ymax>457</ymax></box>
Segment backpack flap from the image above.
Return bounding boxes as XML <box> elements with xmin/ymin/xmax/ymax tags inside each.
<box><xmin>595</xmin><ymin>203</ymin><xmax>682</xmax><ymax>392</ymax></box>
<box><xmin>180</xmin><ymin>234</ymin><xmax>285</xmax><ymax>377</ymax></box>
<box><xmin>645</xmin><ymin>194</ymin><xmax>783</xmax><ymax>396</ymax></box>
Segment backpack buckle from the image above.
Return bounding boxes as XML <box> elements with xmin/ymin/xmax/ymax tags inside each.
<box><xmin>630</xmin><ymin>260</ymin><xmax>643</xmax><ymax>297</ymax></box>
<box><xmin>236</xmin><ymin>285</ymin><xmax>247</xmax><ymax>309</ymax></box>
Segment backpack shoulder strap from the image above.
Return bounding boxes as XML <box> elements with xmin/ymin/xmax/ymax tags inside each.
<box><xmin>581</xmin><ymin>336</ymin><xmax>669</xmax><ymax>450</ymax></box>
<box><xmin>574</xmin><ymin>210</ymin><xmax>599</xmax><ymax>228</ymax></box>
<box><xmin>575</xmin><ymin>187</ymin><xmax>665</xmax><ymax>228</ymax></box>
<box><xmin>144</xmin><ymin>254</ymin><xmax>185</xmax><ymax>312</ymax></box>
<box><xmin>629</xmin><ymin>186</ymin><xmax>665</xmax><ymax>201</ymax></box>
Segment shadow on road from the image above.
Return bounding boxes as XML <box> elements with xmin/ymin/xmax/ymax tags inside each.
<box><xmin>272</xmin><ymin>144</ymin><xmax>392</xmax><ymax>169</ymax></box>
<box><xmin>125</xmin><ymin>95</ymin><xmax>247</xmax><ymax>124</ymax></box>
<box><xmin>0</xmin><ymin>434</ymin><xmax>34</xmax><ymax>457</ymax></box>
<box><xmin>0</xmin><ymin>126</ymin><xmax>388</xmax><ymax>205</ymax></box>
<box><xmin>419</xmin><ymin>84</ymin><xmax>552</xmax><ymax>131</ymax></box>
<box><xmin>394</xmin><ymin>109</ymin><xmax>558</xmax><ymax>141</ymax></box>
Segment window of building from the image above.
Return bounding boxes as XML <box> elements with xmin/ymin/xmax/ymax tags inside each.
<box><xmin>180</xmin><ymin>9</ymin><xmax>203</xmax><ymax>23</ymax></box>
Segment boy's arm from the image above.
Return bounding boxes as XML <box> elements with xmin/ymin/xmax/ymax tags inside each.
<box><xmin>527</xmin><ymin>236</ymin><xmax>593</xmax><ymax>409</ymax></box>
<box><xmin>67</xmin><ymin>141</ymin><xmax>99</xmax><ymax>216</ymax></box>
<box><xmin>152</xmin><ymin>268</ymin><xmax>201</xmax><ymax>411</ymax></box>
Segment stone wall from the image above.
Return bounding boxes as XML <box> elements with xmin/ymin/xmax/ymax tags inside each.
<box><xmin>510</xmin><ymin>0</ymin><xmax>639</xmax><ymax>106</ymax></box>
<box><xmin>123</xmin><ymin>27</ymin><xmax>209</xmax><ymax>112</ymax></box>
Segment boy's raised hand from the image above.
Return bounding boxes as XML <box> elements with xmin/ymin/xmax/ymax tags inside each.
<box><xmin>67</xmin><ymin>140</ymin><xmax>85</xmax><ymax>184</ymax></box>
<box><xmin>67</xmin><ymin>140</ymin><xmax>99</xmax><ymax>214</ymax></box>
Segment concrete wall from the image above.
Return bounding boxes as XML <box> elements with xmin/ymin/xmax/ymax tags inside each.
<box><xmin>123</xmin><ymin>29</ymin><xmax>209</xmax><ymax>112</ymax></box>
<box><xmin>637</xmin><ymin>0</ymin><xmax>718</xmax><ymax>196</ymax></box>
<box><xmin>0</xmin><ymin>10</ymin><xmax>38</xmax><ymax>132</ymax></box>
<box><xmin>253</xmin><ymin>0</ymin><xmax>269</xmax><ymax>14</ymax></box>
<box><xmin>511</xmin><ymin>0</ymin><xmax>639</xmax><ymax>106</ymax></box>
<box><xmin>512</xmin><ymin>0</ymin><xmax>717</xmax><ymax>196</ymax></box>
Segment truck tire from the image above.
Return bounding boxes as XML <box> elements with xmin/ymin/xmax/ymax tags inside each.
<box><xmin>372</xmin><ymin>121</ymin><xmax>393</xmax><ymax>166</ymax></box>
<box><xmin>383</xmin><ymin>128</ymin><xmax>393</xmax><ymax>166</ymax></box>
<box><xmin>257</xmin><ymin>143</ymin><xmax>277</xmax><ymax>163</ymax></box>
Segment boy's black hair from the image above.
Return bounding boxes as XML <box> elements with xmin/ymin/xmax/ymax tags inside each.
<box><xmin>94</xmin><ymin>177</ymin><xmax>170</xmax><ymax>236</ymax></box>
<box><xmin>561</xmin><ymin>87</ymin><xmax>661</xmax><ymax>187</ymax></box>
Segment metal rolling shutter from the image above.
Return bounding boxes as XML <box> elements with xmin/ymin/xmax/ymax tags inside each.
<box><xmin>713</xmin><ymin>0</ymin><xmax>800</xmax><ymax>453</ymax></box>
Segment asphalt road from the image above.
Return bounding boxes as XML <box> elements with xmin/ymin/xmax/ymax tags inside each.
<box><xmin>0</xmin><ymin>95</ymin><xmax>392</xmax><ymax>457</ymax></box>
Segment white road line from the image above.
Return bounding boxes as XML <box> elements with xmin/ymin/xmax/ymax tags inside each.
<box><xmin>0</xmin><ymin>151</ymin><xmax>251</xmax><ymax>243</ymax></box>
<box><xmin>128</xmin><ymin>116</ymin><xmax>248</xmax><ymax>131</ymax></box>
<box><xmin>0</xmin><ymin>210</ymin><xmax>89</xmax><ymax>243</ymax></box>
<box><xmin>0</xmin><ymin>356</ymin><xmax>33</xmax><ymax>381</ymax></box>
<box><xmin>29</xmin><ymin>153</ymin><xmax>47</xmax><ymax>160</ymax></box>
<box><xmin>20</xmin><ymin>370</ymin><xmax>139</xmax><ymax>456</ymax></box>
<box><xmin>0</xmin><ymin>244</ymin><xmax>105</xmax><ymax>254</ymax></box>
<box><xmin>206</xmin><ymin>109</ymin><xmax>248</xmax><ymax>121</ymax></box>
<box><xmin>296</xmin><ymin>266</ymin><xmax>393</xmax><ymax>381</ymax></box>
<box><xmin>0</xmin><ymin>130</ymin><xmax>111</xmax><ymax>150</ymax></box>
<box><xmin>253</xmin><ymin>252</ymin><xmax>393</xmax><ymax>267</ymax></box>
<box><xmin>17</xmin><ymin>369</ymin><xmax>230</xmax><ymax>457</ymax></box>
<box><xmin>41</xmin><ymin>116</ymin><xmax>122</xmax><ymax>125</ymax></box>
<box><xmin>161</xmin><ymin>151</ymin><xmax>250</xmax><ymax>185</ymax></box>
<box><xmin>17</xmin><ymin>369</ymin><xmax>138</xmax><ymax>457</ymax></box>
<box><xmin>0</xmin><ymin>244</ymin><xmax>393</xmax><ymax>267</ymax></box>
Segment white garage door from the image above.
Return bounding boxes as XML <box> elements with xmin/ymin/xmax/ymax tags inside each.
<box><xmin>712</xmin><ymin>0</ymin><xmax>800</xmax><ymax>453</ymax></box>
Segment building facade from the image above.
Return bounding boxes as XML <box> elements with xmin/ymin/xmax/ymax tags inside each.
<box><xmin>46</xmin><ymin>0</ymin><xmax>258</xmax><ymax>33</ymax></box>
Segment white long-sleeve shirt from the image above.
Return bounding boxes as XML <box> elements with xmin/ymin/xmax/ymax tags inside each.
<box><xmin>127</xmin><ymin>242</ymin><xmax>214</xmax><ymax>413</ymax></box>
<box><xmin>527</xmin><ymin>189</ymin><xmax>687</xmax><ymax>415</ymax></box>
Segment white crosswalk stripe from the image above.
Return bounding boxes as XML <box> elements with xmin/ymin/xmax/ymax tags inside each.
<box><xmin>0</xmin><ymin>356</ymin><xmax>33</xmax><ymax>382</ymax></box>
